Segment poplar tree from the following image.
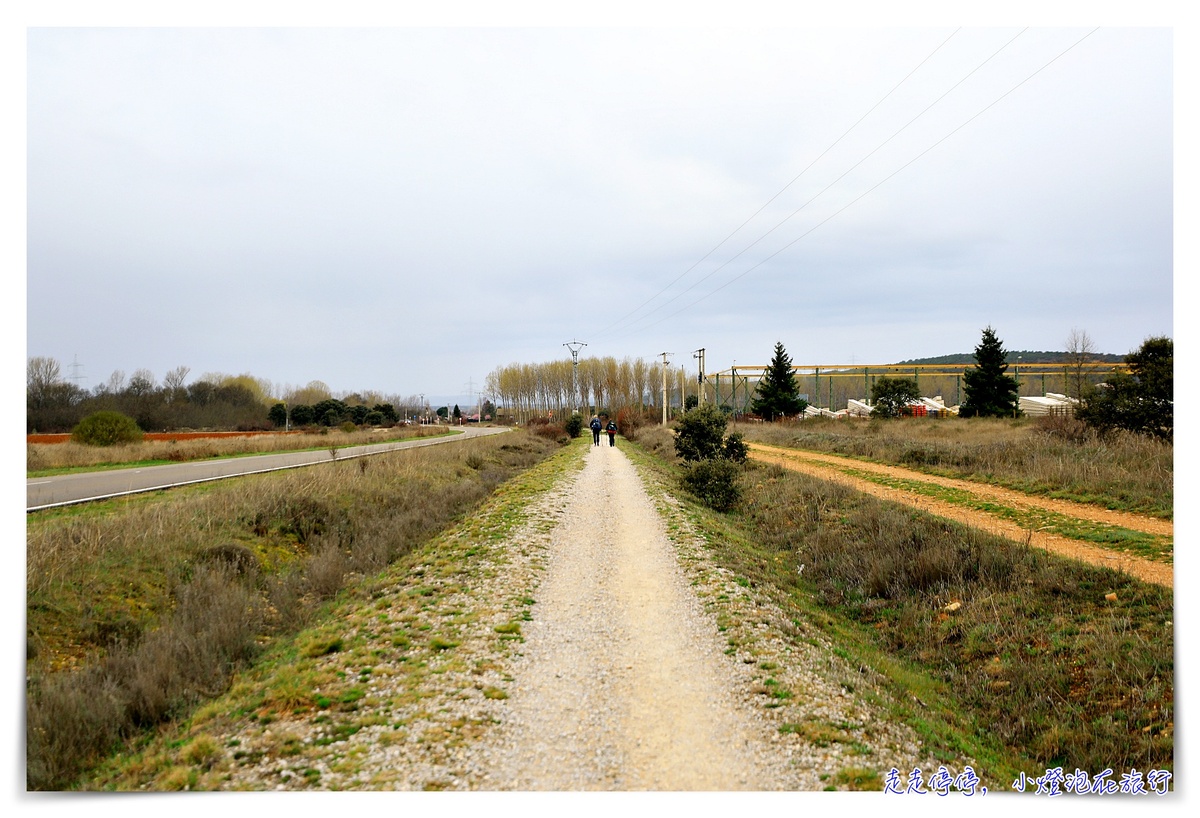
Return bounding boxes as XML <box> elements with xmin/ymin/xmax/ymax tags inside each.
<box><xmin>750</xmin><ymin>341</ymin><xmax>807</xmax><ymax>421</ymax></box>
<box><xmin>959</xmin><ymin>326</ymin><xmax>1020</xmax><ymax>418</ymax></box>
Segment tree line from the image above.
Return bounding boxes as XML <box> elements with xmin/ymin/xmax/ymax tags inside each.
<box><xmin>867</xmin><ymin>327</ymin><xmax>1172</xmax><ymax>440</ymax></box>
<box><xmin>25</xmin><ymin>358</ymin><xmax>428</xmax><ymax>434</ymax></box>
<box><xmin>717</xmin><ymin>329</ymin><xmax>1172</xmax><ymax>442</ymax></box>
<box><xmin>485</xmin><ymin>356</ymin><xmax>696</xmax><ymax>421</ymax></box>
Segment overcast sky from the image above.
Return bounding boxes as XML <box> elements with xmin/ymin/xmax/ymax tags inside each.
<box><xmin>18</xmin><ymin>5</ymin><xmax>1183</xmax><ymax>406</ymax></box>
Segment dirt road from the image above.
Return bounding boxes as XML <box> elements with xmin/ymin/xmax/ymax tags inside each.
<box><xmin>472</xmin><ymin>442</ymin><xmax>776</xmax><ymax>789</ymax></box>
<box><xmin>142</xmin><ymin>440</ymin><xmax>967</xmax><ymax>791</ymax></box>
<box><xmin>748</xmin><ymin>443</ymin><xmax>1173</xmax><ymax>589</ymax></box>
<box><xmin>469</xmin><ymin>442</ymin><xmax>954</xmax><ymax>790</ymax></box>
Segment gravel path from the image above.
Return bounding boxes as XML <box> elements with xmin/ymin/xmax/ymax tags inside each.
<box><xmin>472</xmin><ymin>442</ymin><xmax>779</xmax><ymax>789</ymax></box>
<box><xmin>177</xmin><ymin>439</ymin><xmax>970</xmax><ymax>791</ymax></box>
<box><xmin>467</xmin><ymin>442</ymin><xmax>959</xmax><ymax>790</ymax></box>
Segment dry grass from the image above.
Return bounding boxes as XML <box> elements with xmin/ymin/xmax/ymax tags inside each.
<box><xmin>735</xmin><ymin>416</ymin><xmax>1172</xmax><ymax>519</ymax></box>
<box><xmin>740</xmin><ymin>463</ymin><xmax>1173</xmax><ymax>775</ymax></box>
<box><xmin>630</xmin><ymin>422</ymin><xmax>1173</xmax><ymax>779</ymax></box>
<box><xmin>25</xmin><ymin>429</ymin><xmax>560</xmax><ymax>790</ymax></box>
<box><xmin>27</xmin><ymin>425</ymin><xmax>450</xmax><ymax>473</ymax></box>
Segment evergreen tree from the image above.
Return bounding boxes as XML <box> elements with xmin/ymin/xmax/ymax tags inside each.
<box><xmin>959</xmin><ymin>326</ymin><xmax>1020</xmax><ymax>418</ymax></box>
<box><xmin>750</xmin><ymin>341</ymin><xmax>807</xmax><ymax>421</ymax></box>
<box><xmin>1077</xmin><ymin>336</ymin><xmax>1172</xmax><ymax>440</ymax></box>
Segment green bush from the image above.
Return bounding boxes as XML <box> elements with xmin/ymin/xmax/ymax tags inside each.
<box><xmin>70</xmin><ymin>411</ymin><xmax>144</xmax><ymax>446</ymax></box>
<box><xmin>723</xmin><ymin>432</ymin><xmax>749</xmax><ymax>463</ymax></box>
<box><xmin>870</xmin><ymin>376</ymin><xmax>921</xmax><ymax>419</ymax></box>
<box><xmin>1077</xmin><ymin>336</ymin><xmax>1172</xmax><ymax>441</ymax></box>
<box><xmin>565</xmin><ymin>413</ymin><xmax>584</xmax><ymax>438</ymax></box>
<box><xmin>674</xmin><ymin>404</ymin><xmax>729</xmax><ymax>462</ymax></box>
<box><xmin>681</xmin><ymin>458</ymin><xmax>742</xmax><ymax>511</ymax></box>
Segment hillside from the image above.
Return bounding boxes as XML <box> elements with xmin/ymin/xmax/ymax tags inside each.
<box><xmin>895</xmin><ymin>350</ymin><xmax>1125</xmax><ymax>366</ymax></box>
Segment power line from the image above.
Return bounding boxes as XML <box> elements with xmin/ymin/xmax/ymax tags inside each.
<box><xmin>589</xmin><ymin>29</ymin><xmax>963</xmax><ymax>341</ymax></box>
<box><xmin>633</xmin><ymin>28</ymin><xmax>1101</xmax><ymax>333</ymax></box>
<box><xmin>610</xmin><ymin>28</ymin><xmax>1031</xmax><ymax>340</ymax></box>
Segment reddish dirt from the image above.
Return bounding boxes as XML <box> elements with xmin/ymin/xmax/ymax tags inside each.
<box><xmin>748</xmin><ymin>442</ymin><xmax>1173</xmax><ymax>590</ymax></box>
<box><xmin>27</xmin><ymin>431</ymin><xmax>302</xmax><ymax>444</ymax></box>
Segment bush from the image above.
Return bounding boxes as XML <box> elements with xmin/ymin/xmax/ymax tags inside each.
<box><xmin>722</xmin><ymin>432</ymin><xmax>749</xmax><ymax>463</ymax></box>
<box><xmin>70</xmin><ymin>411</ymin><xmax>144</xmax><ymax>446</ymax></box>
<box><xmin>681</xmin><ymin>458</ymin><xmax>743</xmax><ymax>511</ymax></box>
<box><xmin>564</xmin><ymin>413</ymin><xmax>584</xmax><ymax>438</ymax></box>
<box><xmin>26</xmin><ymin>563</ymin><xmax>262</xmax><ymax>788</ymax></box>
<box><xmin>529</xmin><ymin>420</ymin><xmax>569</xmax><ymax>445</ymax></box>
<box><xmin>673</xmin><ymin>404</ymin><xmax>730</xmax><ymax>462</ymax></box>
<box><xmin>1031</xmin><ymin>414</ymin><xmax>1095</xmax><ymax>443</ymax></box>
<box><xmin>616</xmin><ymin>407</ymin><xmax>649</xmax><ymax>440</ymax></box>
<box><xmin>870</xmin><ymin>377</ymin><xmax>921</xmax><ymax>419</ymax></box>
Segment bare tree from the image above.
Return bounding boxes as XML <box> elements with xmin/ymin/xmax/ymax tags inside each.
<box><xmin>100</xmin><ymin>370</ymin><xmax>126</xmax><ymax>396</ymax></box>
<box><xmin>1065</xmin><ymin>327</ymin><xmax>1097</xmax><ymax>402</ymax></box>
<box><xmin>162</xmin><ymin>365</ymin><xmax>191</xmax><ymax>403</ymax></box>
<box><xmin>127</xmin><ymin>368</ymin><xmax>157</xmax><ymax>397</ymax></box>
<box><xmin>27</xmin><ymin>356</ymin><xmax>62</xmax><ymax>405</ymax></box>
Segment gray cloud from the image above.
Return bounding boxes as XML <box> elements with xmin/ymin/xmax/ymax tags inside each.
<box><xmin>25</xmin><ymin>23</ymin><xmax>1174</xmax><ymax>403</ymax></box>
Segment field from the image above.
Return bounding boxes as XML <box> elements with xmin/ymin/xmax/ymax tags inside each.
<box><xmin>27</xmin><ymin>425</ymin><xmax>450</xmax><ymax>474</ymax></box>
<box><xmin>734</xmin><ymin>415</ymin><xmax>1172</xmax><ymax>519</ymax></box>
<box><xmin>25</xmin><ymin>414</ymin><xmax>1173</xmax><ymax>790</ymax></box>
<box><xmin>25</xmin><ymin>427</ymin><xmax>562</xmax><ymax>789</ymax></box>
<box><xmin>629</xmin><ymin>415</ymin><xmax>1173</xmax><ymax>780</ymax></box>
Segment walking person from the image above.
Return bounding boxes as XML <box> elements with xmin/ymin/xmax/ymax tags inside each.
<box><xmin>590</xmin><ymin>415</ymin><xmax>602</xmax><ymax>446</ymax></box>
<box><xmin>606</xmin><ymin>418</ymin><xmax>618</xmax><ymax>447</ymax></box>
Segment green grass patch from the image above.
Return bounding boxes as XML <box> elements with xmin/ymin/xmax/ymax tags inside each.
<box><xmin>835</xmin><ymin>466</ymin><xmax>1173</xmax><ymax>563</ymax></box>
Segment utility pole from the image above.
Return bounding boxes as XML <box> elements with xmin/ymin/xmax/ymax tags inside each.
<box><xmin>659</xmin><ymin>352</ymin><xmax>672</xmax><ymax>424</ymax></box>
<box><xmin>564</xmin><ymin>339</ymin><xmax>587</xmax><ymax>415</ymax></box>
<box><xmin>464</xmin><ymin>377</ymin><xmax>476</xmax><ymax>426</ymax></box>
<box><xmin>693</xmin><ymin>348</ymin><xmax>705</xmax><ymax>406</ymax></box>
<box><xmin>68</xmin><ymin>354</ymin><xmax>86</xmax><ymax>387</ymax></box>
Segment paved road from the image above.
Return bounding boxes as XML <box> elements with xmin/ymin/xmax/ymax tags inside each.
<box><xmin>27</xmin><ymin>426</ymin><xmax>510</xmax><ymax>512</ymax></box>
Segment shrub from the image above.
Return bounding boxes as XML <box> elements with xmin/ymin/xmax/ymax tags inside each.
<box><xmin>870</xmin><ymin>377</ymin><xmax>921</xmax><ymax>419</ymax></box>
<box><xmin>70</xmin><ymin>411</ymin><xmax>144</xmax><ymax>446</ymax></box>
<box><xmin>529</xmin><ymin>422</ymin><xmax>569</xmax><ymax>445</ymax></box>
<box><xmin>616</xmin><ymin>407</ymin><xmax>648</xmax><ymax>440</ymax></box>
<box><xmin>722</xmin><ymin>432</ymin><xmax>749</xmax><ymax>463</ymax></box>
<box><xmin>305</xmin><ymin>541</ymin><xmax>349</xmax><ymax>600</ymax></box>
<box><xmin>26</xmin><ymin>563</ymin><xmax>262</xmax><ymax>788</ymax></box>
<box><xmin>564</xmin><ymin>413</ymin><xmax>584</xmax><ymax>438</ymax></box>
<box><xmin>681</xmin><ymin>458</ymin><xmax>742</xmax><ymax>511</ymax></box>
<box><xmin>1031</xmin><ymin>414</ymin><xmax>1094</xmax><ymax>443</ymax></box>
<box><xmin>674</xmin><ymin>404</ymin><xmax>730</xmax><ymax>462</ymax></box>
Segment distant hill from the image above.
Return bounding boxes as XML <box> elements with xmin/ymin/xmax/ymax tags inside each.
<box><xmin>895</xmin><ymin>350</ymin><xmax>1125</xmax><ymax>366</ymax></box>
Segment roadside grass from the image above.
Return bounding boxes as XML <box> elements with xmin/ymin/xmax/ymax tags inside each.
<box><xmin>831</xmin><ymin>465</ymin><xmax>1173</xmax><ymax>563</ymax></box>
<box><xmin>26</xmin><ymin>429</ymin><xmax>563</xmax><ymax>790</ymax></box>
<box><xmin>627</xmin><ymin>424</ymin><xmax>1173</xmax><ymax>784</ymax></box>
<box><xmin>78</xmin><ymin>433</ymin><xmax>589</xmax><ymax>791</ymax></box>
<box><xmin>27</xmin><ymin>425</ymin><xmax>458</xmax><ymax>475</ymax></box>
<box><xmin>736</xmin><ymin>416</ymin><xmax>1172</xmax><ymax>519</ymax></box>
